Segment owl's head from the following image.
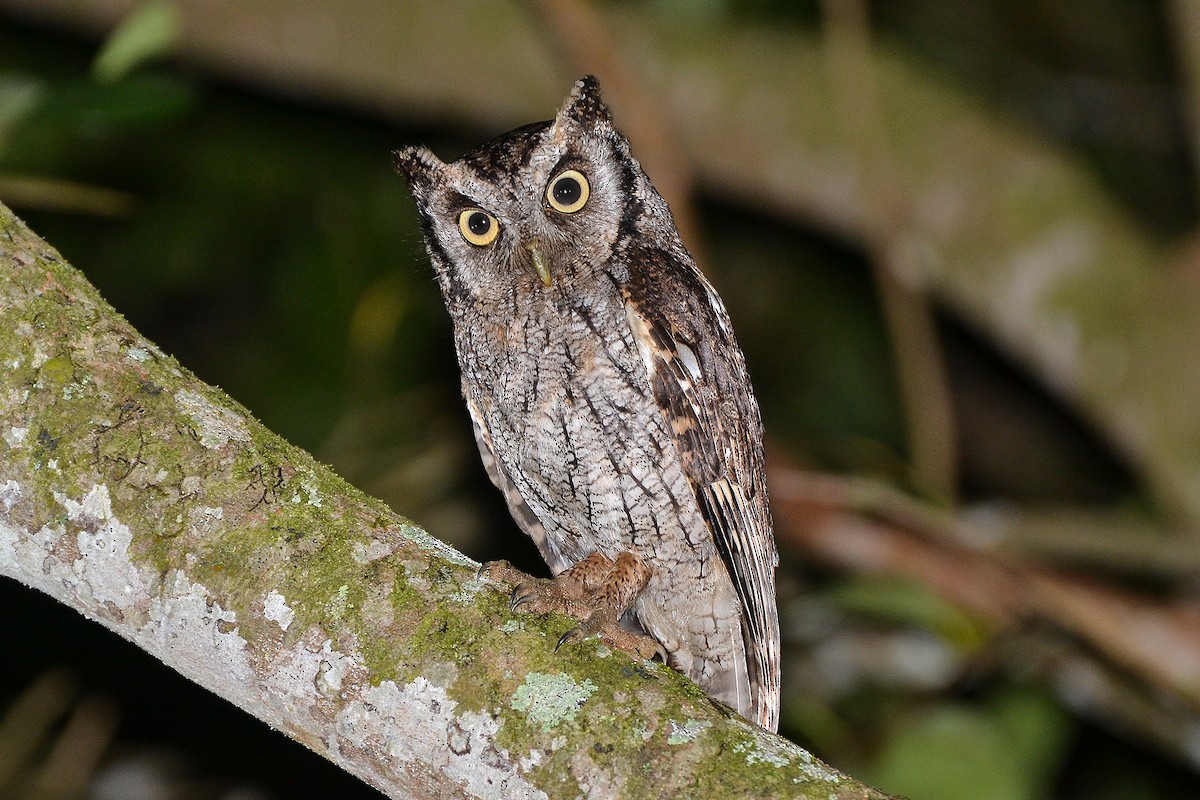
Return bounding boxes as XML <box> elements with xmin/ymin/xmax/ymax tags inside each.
<box><xmin>394</xmin><ymin>76</ymin><xmax>665</xmax><ymax>304</ymax></box>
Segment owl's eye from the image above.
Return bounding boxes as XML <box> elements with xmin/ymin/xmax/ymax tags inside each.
<box><xmin>546</xmin><ymin>170</ymin><xmax>590</xmax><ymax>213</ymax></box>
<box><xmin>457</xmin><ymin>209</ymin><xmax>500</xmax><ymax>246</ymax></box>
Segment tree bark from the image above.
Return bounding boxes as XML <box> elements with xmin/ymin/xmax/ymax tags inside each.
<box><xmin>0</xmin><ymin>203</ymin><xmax>890</xmax><ymax>799</ymax></box>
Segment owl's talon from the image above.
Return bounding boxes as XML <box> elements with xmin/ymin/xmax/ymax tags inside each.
<box><xmin>553</xmin><ymin>615</ymin><xmax>665</xmax><ymax>662</ymax></box>
<box><xmin>609</xmin><ymin>628</ymin><xmax>668</xmax><ymax>662</ymax></box>
<box><xmin>555</xmin><ymin>625</ymin><xmax>591</xmax><ymax>652</ymax></box>
<box><xmin>489</xmin><ymin>551</ymin><xmax>663</xmax><ymax>660</ymax></box>
<box><xmin>510</xmin><ymin>589</ymin><xmax>535</xmax><ymax>612</ymax></box>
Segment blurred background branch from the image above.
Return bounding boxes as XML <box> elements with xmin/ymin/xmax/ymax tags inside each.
<box><xmin>820</xmin><ymin>0</ymin><xmax>959</xmax><ymax>502</ymax></box>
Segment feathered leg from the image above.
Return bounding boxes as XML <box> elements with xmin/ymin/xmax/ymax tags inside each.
<box><xmin>480</xmin><ymin>551</ymin><xmax>665</xmax><ymax>661</ymax></box>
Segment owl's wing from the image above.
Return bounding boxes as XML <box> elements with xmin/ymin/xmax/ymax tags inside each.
<box><xmin>463</xmin><ymin>390</ymin><xmax>571</xmax><ymax>575</ymax></box>
<box><xmin>621</xmin><ymin>254</ymin><xmax>781</xmax><ymax>731</ymax></box>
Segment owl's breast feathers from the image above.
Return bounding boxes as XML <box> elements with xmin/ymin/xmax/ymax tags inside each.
<box><xmin>460</xmin><ymin>248</ymin><xmax>782</xmax><ymax>729</ymax></box>
<box><xmin>617</xmin><ymin>244</ymin><xmax>781</xmax><ymax>732</ymax></box>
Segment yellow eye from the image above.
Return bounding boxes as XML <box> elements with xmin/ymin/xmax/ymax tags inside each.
<box><xmin>546</xmin><ymin>169</ymin><xmax>590</xmax><ymax>213</ymax></box>
<box><xmin>457</xmin><ymin>209</ymin><xmax>499</xmax><ymax>246</ymax></box>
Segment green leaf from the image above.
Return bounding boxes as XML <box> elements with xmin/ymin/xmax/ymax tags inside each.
<box><xmin>828</xmin><ymin>575</ymin><xmax>985</xmax><ymax>649</ymax></box>
<box><xmin>91</xmin><ymin>0</ymin><xmax>181</xmax><ymax>83</ymax></box>
<box><xmin>991</xmin><ymin>687</ymin><xmax>1074</xmax><ymax>784</ymax></box>
<box><xmin>0</xmin><ymin>73</ymin><xmax>46</xmax><ymax>156</ymax></box>
<box><xmin>870</xmin><ymin>689</ymin><xmax>1074</xmax><ymax>800</ymax></box>
<box><xmin>874</xmin><ymin>705</ymin><xmax>1024</xmax><ymax>800</ymax></box>
<box><xmin>1</xmin><ymin>74</ymin><xmax>194</xmax><ymax>171</ymax></box>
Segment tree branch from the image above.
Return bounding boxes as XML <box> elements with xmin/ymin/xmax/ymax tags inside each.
<box><xmin>819</xmin><ymin>0</ymin><xmax>958</xmax><ymax>501</ymax></box>
<box><xmin>0</xmin><ymin>203</ymin><xmax>890</xmax><ymax>799</ymax></box>
<box><xmin>769</xmin><ymin>466</ymin><xmax>1200</xmax><ymax>714</ymax></box>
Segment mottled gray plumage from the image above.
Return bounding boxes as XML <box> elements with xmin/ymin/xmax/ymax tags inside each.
<box><xmin>393</xmin><ymin>76</ymin><xmax>780</xmax><ymax>730</ymax></box>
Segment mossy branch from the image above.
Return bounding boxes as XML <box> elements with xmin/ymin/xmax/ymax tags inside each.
<box><xmin>0</xmin><ymin>204</ymin><xmax>890</xmax><ymax>799</ymax></box>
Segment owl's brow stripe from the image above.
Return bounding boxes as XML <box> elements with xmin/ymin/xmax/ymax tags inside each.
<box><xmin>446</xmin><ymin>191</ymin><xmax>485</xmax><ymax>212</ymax></box>
<box><xmin>462</xmin><ymin>120</ymin><xmax>551</xmax><ymax>179</ymax></box>
<box><xmin>545</xmin><ymin>151</ymin><xmax>583</xmax><ymax>183</ymax></box>
<box><xmin>612</xmin><ymin>145</ymin><xmax>644</xmax><ymax>241</ymax></box>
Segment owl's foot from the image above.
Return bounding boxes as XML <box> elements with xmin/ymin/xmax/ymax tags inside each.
<box><xmin>556</xmin><ymin>551</ymin><xmax>666</xmax><ymax>661</ymax></box>
<box><xmin>479</xmin><ymin>551</ymin><xmax>613</xmax><ymax>614</ymax></box>
<box><xmin>481</xmin><ymin>551</ymin><xmax>665</xmax><ymax>662</ymax></box>
<box><xmin>556</xmin><ymin>610</ymin><xmax>667</xmax><ymax>662</ymax></box>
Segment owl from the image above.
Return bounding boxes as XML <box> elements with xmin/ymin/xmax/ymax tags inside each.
<box><xmin>394</xmin><ymin>76</ymin><xmax>780</xmax><ymax>731</ymax></box>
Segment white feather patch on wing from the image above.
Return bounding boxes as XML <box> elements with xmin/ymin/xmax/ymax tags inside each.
<box><xmin>624</xmin><ymin>299</ymin><xmax>658</xmax><ymax>378</ymax></box>
<box><xmin>675</xmin><ymin>340</ymin><xmax>702</xmax><ymax>383</ymax></box>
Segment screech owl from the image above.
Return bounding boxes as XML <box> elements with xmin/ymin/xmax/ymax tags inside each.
<box><xmin>394</xmin><ymin>76</ymin><xmax>781</xmax><ymax>731</ymax></box>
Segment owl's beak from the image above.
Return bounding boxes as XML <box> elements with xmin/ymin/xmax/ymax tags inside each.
<box><xmin>525</xmin><ymin>241</ymin><xmax>552</xmax><ymax>287</ymax></box>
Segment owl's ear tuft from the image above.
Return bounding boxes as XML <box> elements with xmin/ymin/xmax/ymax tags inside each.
<box><xmin>556</xmin><ymin>75</ymin><xmax>612</xmax><ymax>131</ymax></box>
<box><xmin>393</xmin><ymin>146</ymin><xmax>444</xmax><ymax>190</ymax></box>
